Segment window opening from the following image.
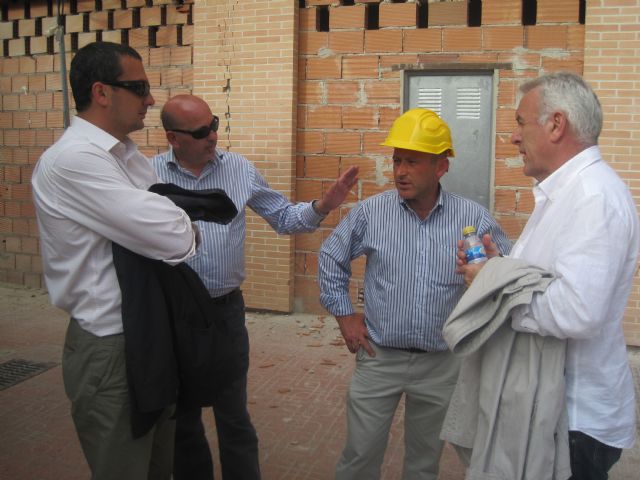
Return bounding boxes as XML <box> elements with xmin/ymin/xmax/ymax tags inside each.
<box><xmin>70</xmin><ymin>31</ymin><xmax>78</xmax><ymax>52</ymax></box>
<box><xmin>149</xmin><ymin>25</ymin><xmax>157</xmax><ymax>48</ymax></box>
<box><xmin>365</xmin><ymin>3</ymin><xmax>379</xmax><ymax>30</ymax></box>
<box><xmin>316</xmin><ymin>5</ymin><xmax>329</xmax><ymax>32</ymax></box>
<box><xmin>417</xmin><ymin>1</ymin><xmax>428</xmax><ymax>29</ymax></box>
<box><xmin>468</xmin><ymin>0</ymin><xmax>482</xmax><ymax>27</ymax></box>
<box><xmin>522</xmin><ymin>0</ymin><xmax>537</xmax><ymax>26</ymax></box>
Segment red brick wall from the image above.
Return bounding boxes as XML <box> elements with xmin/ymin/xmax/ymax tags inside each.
<box><xmin>294</xmin><ymin>0</ymin><xmax>585</xmax><ymax>313</ymax></box>
<box><xmin>2</xmin><ymin>0</ymin><xmax>639</xmax><ymax>344</ymax></box>
<box><xmin>0</xmin><ymin>0</ymin><xmax>194</xmax><ymax>288</ymax></box>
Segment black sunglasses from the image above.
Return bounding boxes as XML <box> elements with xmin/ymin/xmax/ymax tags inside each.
<box><xmin>169</xmin><ymin>116</ymin><xmax>219</xmax><ymax>139</ymax></box>
<box><xmin>102</xmin><ymin>80</ymin><xmax>151</xmax><ymax>98</ymax></box>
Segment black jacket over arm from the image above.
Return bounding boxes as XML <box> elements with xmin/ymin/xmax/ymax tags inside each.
<box><xmin>112</xmin><ymin>183</ymin><xmax>242</xmax><ymax>438</ymax></box>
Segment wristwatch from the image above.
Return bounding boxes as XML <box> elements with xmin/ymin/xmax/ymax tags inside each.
<box><xmin>311</xmin><ymin>200</ymin><xmax>327</xmax><ymax>217</ymax></box>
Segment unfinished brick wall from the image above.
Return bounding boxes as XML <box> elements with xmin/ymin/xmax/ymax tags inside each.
<box><xmin>0</xmin><ymin>0</ymin><xmax>194</xmax><ymax>288</ymax></box>
<box><xmin>2</xmin><ymin>0</ymin><xmax>639</xmax><ymax>344</ymax></box>
<box><xmin>583</xmin><ymin>0</ymin><xmax>640</xmax><ymax>346</ymax></box>
<box><xmin>294</xmin><ymin>0</ymin><xmax>586</xmax><ymax>314</ymax></box>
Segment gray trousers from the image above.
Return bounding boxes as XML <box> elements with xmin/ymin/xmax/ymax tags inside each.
<box><xmin>63</xmin><ymin>318</ymin><xmax>175</xmax><ymax>480</ymax></box>
<box><xmin>336</xmin><ymin>343</ymin><xmax>459</xmax><ymax>480</ymax></box>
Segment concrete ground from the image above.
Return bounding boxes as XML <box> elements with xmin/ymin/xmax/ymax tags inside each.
<box><xmin>0</xmin><ymin>282</ymin><xmax>638</xmax><ymax>479</ymax></box>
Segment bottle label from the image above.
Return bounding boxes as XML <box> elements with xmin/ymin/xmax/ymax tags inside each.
<box><xmin>466</xmin><ymin>245</ymin><xmax>487</xmax><ymax>264</ymax></box>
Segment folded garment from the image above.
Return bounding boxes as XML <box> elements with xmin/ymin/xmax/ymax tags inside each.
<box><xmin>149</xmin><ymin>182</ymin><xmax>238</xmax><ymax>224</ymax></box>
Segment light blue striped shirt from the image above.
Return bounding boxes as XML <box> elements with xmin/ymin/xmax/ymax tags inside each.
<box><xmin>152</xmin><ymin>148</ymin><xmax>325</xmax><ymax>297</ymax></box>
<box><xmin>318</xmin><ymin>189</ymin><xmax>511</xmax><ymax>351</ymax></box>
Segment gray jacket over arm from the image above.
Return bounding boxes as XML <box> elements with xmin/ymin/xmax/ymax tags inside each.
<box><xmin>440</xmin><ymin>257</ymin><xmax>570</xmax><ymax>480</ymax></box>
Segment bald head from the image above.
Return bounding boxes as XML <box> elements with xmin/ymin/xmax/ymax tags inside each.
<box><xmin>160</xmin><ymin>95</ymin><xmax>219</xmax><ymax>175</ymax></box>
<box><xmin>161</xmin><ymin>94</ymin><xmax>212</xmax><ymax>131</ymax></box>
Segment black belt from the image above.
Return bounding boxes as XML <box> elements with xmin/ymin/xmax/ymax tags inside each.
<box><xmin>392</xmin><ymin>347</ymin><xmax>430</xmax><ymax>353</ymax></box>
<box><xmin>373</xmin><ymin>341</ymin><xmax>429</xmax><ymax>354</ymax></box>
<box><xmin>211</xmin><ymin>288</ymin><xmax>241</xmax><ymax>305</ymax></box>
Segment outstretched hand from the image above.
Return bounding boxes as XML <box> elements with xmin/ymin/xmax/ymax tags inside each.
<box><xmin>314</xmin><ymin>166</ymin><xmax>359</xmax><ymax>215</ymax></box>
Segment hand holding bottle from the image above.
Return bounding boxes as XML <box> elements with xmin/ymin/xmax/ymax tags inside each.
<box><xmin>456</xmin><ymin>229</ymin><xmax>501</xmax><ymax>286</ymax></box>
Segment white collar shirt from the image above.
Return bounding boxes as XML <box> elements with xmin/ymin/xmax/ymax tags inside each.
<box><xmin>32</xmin><ymin>117</ymin><xmax>197</xmax><ymax>336</ymax></box>
<box><xmin>510</xmin><ymin>146</ymin><xmax>639</xmax><ymax>448</ymax></box>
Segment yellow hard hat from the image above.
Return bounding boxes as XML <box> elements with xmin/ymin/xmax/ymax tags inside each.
<box><xmin>381</xmin><ymin>108</ymin><xmax>455</xmax><ymax>157</ymax></box>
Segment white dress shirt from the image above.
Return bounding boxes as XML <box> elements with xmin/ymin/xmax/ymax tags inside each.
<box><xmin>510</xmin><ymin>146</ymin><xmax>639</xmax><ymax>448</ymax></box>
<box><xmin>32</xmin><ymin>117</ymin><xmax>197</xmax><ymax>336</ymax></box>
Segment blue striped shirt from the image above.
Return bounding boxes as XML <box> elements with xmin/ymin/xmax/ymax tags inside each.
<box><xmin>318</xmin><ymin>189</ymin><xmax>511</xmax><ymax>351</ymax></box>
<box><xmin>152</xmin><ymin>148</ymin><xmax>325</xmax><ymax>297</ymax></box>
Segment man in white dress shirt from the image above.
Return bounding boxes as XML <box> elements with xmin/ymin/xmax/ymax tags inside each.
<box><xmin>31</xmin><ymin>42</ymin><xmax>198</xmax><ymax>479</ymax></box>
<box><xmin>458</xmin><ymin>72</ymin><xmax>639</xmax><ymax>480</ymax></box>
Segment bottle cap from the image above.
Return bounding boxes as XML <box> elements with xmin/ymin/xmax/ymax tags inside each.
<box><xmin>462</xmin><ymin>226</ymin><xmax>477</xmax><ymax>236</ymax></box>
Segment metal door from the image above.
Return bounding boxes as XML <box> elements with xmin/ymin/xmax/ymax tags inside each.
<box><xmin>405</xmin><ymin>71</ymin><xmax>494</xmax><ymax>209</ymax></box>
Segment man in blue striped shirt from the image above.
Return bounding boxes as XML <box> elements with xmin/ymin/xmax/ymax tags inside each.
<box><xmin>152</xmin><ymin>94</ymin><xmax>358</xmax><ymax>480</ymax></box>
<box><xmin>318</xmin><ymin>108</ymin><xmax>511</xmax><ymax>479</ymax></box>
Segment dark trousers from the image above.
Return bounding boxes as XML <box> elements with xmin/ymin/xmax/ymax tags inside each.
<box><xmin>173</xmin><ymin>291</ymin><xmax>261</xmax><ymax>480</ymax></box>
<box><xmin>569</xmin><ymin>430</ymin><xmax>622</xmax><ymax>480</ymax></box>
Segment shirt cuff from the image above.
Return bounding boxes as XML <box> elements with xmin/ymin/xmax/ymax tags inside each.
<box><xmin>302</xmin><ymin>200</ymin><xmax>327</xmax><ymax>225</ymax></box>
<box><xmin>321</xmin><ymin>294</ymin><xmax>354</xmax><ymax>318</ymax></box>
<box><xmin>510</xmin><ymin>304</ymin><xmax>540</xmax><ymax>334</ymax></box>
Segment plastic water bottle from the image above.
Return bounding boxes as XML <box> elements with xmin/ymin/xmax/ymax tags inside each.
<box><xmin>462</xmin><ymin>226</ymin><xmax>487</xmax><ymax>264</ymax></box>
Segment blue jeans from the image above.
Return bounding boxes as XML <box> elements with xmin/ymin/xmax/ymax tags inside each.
<box><xmin>569</xmin><ymin>430</ymin><xmax>622</xmax><ymax>480</ymax></box>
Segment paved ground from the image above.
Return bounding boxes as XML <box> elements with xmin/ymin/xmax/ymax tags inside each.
<box><xmin>0</xmin><ymin>282</ymin><xmax>638</xmax><ymax>479</ymax></box>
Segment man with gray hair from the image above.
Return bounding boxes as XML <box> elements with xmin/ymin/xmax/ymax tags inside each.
<box><xmin>457</xmin><ymin>71</ymin><xmax>639</xmax><ymax>479</ymax></box>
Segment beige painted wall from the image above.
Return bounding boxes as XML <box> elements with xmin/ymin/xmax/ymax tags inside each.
<box><xmin>191</xmin><ymin>1</ymin><xmax>299</xmax><ymax>312</ymax></box>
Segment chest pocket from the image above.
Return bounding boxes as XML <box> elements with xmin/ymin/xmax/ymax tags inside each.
<box><xmin>428</xmin><ymin>241</ymin><xmax>461</xmax><ymax>287</ymax></box>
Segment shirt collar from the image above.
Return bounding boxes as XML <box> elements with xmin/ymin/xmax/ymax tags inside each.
<box><xmin>70</xmin><ymin>116</ymin><xmax>137</xmax><ymax>164</ymax></box>
<box><xmin>535</xmin><ymin>145</ymin><xmax>601</xmax><ymax>202</ymax></box>
<box><xmin>166</xmin><ymin>146</ymin><xmax>179</xmax><ymax>167</ymax></box>
<box><xmin>166</xmin><ymin>147</ymin><xmax>218</xmax><ymax>173</ymax></box>
<box><xmin>396</xmin><ymin>184</ymin><xmax>446</xmax><ymax>216</ymax></box>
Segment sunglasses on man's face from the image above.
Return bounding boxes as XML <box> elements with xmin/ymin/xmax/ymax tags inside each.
<box><xmin>102</xmin><ymin>80</ymin><xmax>151</xmax><ymax>98</ymax></box>
<box><xmin>169</xmin><ymin>116</ymin><xmax>220</xmax><ymax>139</ymax></box>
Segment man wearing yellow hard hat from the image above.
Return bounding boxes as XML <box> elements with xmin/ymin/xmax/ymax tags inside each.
<box><xmin>318</xmin><ymin>108</ymin><xmax>511</xmax><ymax>478</ymax></box>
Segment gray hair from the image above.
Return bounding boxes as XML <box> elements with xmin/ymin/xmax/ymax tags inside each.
<box><xmin>520</xmin><ymin>72</ymin><xmax>603</xmax><ymax>146</ymax></box>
